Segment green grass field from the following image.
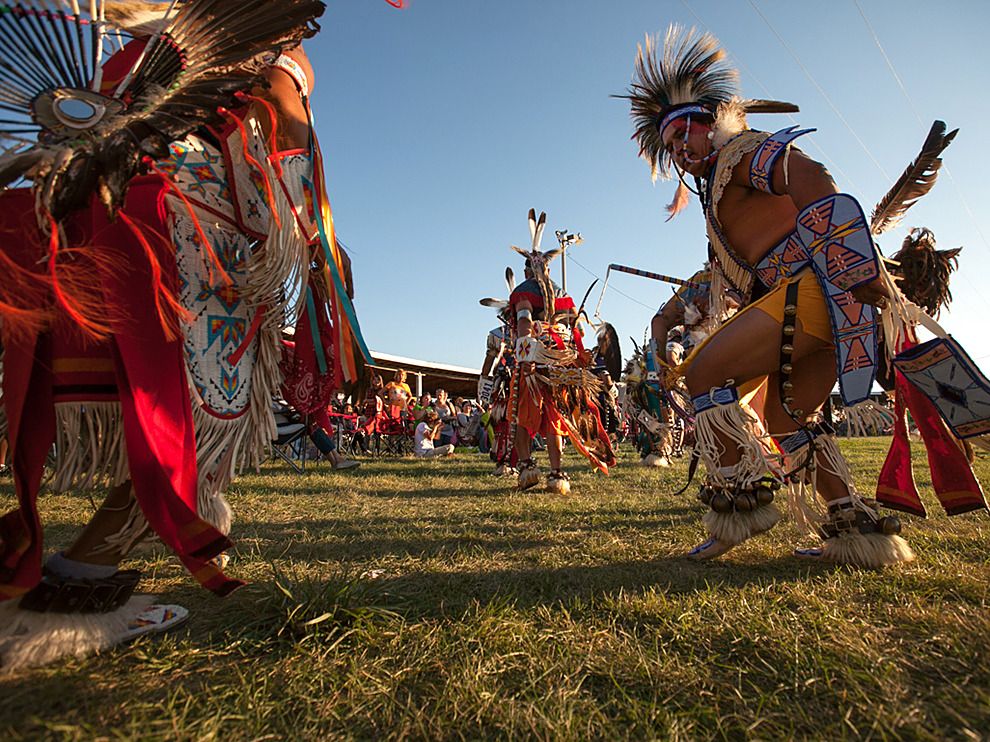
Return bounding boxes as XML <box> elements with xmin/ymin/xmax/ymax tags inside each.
<box><xmin>2</xmin><ymin>438</ymin><xmax>989</xmax><ymax>741</ymax></box>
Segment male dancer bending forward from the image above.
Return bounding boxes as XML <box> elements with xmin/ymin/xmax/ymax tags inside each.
<box><xmin>629</xmin><ymin>26</ymin><xmax>910</xmax><ymax>566</ymax></box>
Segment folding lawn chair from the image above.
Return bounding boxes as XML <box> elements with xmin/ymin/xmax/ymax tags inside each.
<box><xmin>268</xmin><ymin>402</ymin><xmax>309</xmax><ymax>473</ymax></box>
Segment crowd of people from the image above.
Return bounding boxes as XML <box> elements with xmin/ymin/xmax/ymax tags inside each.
<box><xmin>378</xmin><ymin>370</ymin><xmax>490</xmax><ymax>453</ymax></box>
<box><xmin>273</xmin><ymin>367</ymin><xmax>493</xmax><ymax>467</ymax></box>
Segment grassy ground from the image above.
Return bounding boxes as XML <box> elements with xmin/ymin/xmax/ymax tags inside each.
<box><xmin>1</xmin><ymin>438</ymin><xmax>989</xmax><ymax>741</ymax></box>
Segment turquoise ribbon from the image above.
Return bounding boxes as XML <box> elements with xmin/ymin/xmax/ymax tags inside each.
<box><xmin>305</xmin><ymin>285</ymin><xmax>327</xmax><ymax>375</ymax></box>
<box><xmin>304</xmin><ymin>97</ymin><xmax>372</xmax><ymax>366</ymax></box>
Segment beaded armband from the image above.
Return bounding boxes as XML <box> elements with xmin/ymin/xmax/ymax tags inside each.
<box><xmin>749</xmin><ymin>125</ymin><xmax>815</xmax><ymax>194</ymax></box>
<box><xmin>272</xmin><ymin>53</ymin><xmax>309</xmax><ymax>97</ymax></box>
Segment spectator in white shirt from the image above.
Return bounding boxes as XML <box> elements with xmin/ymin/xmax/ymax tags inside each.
<box><xmin>414</xmin><ymin>409</ymin><xmax>455</xmax><ymax>458</ymax></box>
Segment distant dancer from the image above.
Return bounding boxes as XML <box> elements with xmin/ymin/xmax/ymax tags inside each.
<box><xmin>507</xmin><ymin>209</ymin><xmax>615</xmax><ymax>494</ymax></box>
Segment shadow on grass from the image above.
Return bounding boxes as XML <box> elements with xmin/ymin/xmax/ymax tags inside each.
<box><xmin>113</xmin><ymin>546</ymin><xmax>840</xmax><ymax>681</ymax></box>
<box><xmin>370</xmin><ymin>553</ymin><xmax>837</xmax><ymax>618</ymax></box>
<box><xmin>224</xmin><ymin>502</ymin><xmax>706</xmax><ymax>562</ymax></box>
<box><xmin>207</xmin><ymin>536</ymin><xmax>837</xmax><ymax>625</ymax></box>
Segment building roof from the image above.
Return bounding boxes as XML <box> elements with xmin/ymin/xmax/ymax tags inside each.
<box><xmin>369</xmin><ymin>351</ymin><xmax>482</xmax><ymax>400</ymax></box>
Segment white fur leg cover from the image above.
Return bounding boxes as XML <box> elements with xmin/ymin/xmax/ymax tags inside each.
<box><xmin>545</xmin><ymin>473</ymin><xmax>571</xmax><ymax>495</ymax></box>
<box><xmin>692</xmin><ymin>386</ymin><xmax>781</xmax><ymax>545</ymax></box>
<box><xmin>780</xmin><ymin>428</ymin><xmax>915</xmax><ymax>566</ymax></box>
<box><xmin>816</xmin><ymin>435</ymin><xmax>914</xmax><ymax>567</ymax></box>
<box><xmin>702</xmin><ymin>503</ymin><xmax>781</xmax><ymax>545</ymax></box>
<box><xmin>517</xmin><ymin>461</ymin><xmax>541</xmax><ymax>490</ymax></box>
<box><xmin>643</xmin><ymin>453</ymin><xmax>670</xmax><ymax>467</ymax></box>
<box><xmin>0</xmin><ymin>596</ymin><xmax>153</xmax><ymax>674</ymax></box>
<box><xmin>819</xmin><ymin>531</ymin><xmax>915</xmax><ymax>567</ymax></box>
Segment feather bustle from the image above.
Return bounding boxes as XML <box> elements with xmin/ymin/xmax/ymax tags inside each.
<box><xmin>4</xmin><ymin>0</ymin><xmax>326</xmax><ymax>222</ymax></box>
<box><xmin>888</xmin><ymin>228</ymin><xmax>960</xmax><ymax>318</ymax></box>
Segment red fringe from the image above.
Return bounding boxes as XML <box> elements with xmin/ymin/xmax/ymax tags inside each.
<box><xmin>117</xmin><ymin>211</ymin><xmax>193</xmax><ymax>342</ymax></box>
<box><xmin>47</xmin><ymin>216</ymin><xmax>113</xmax><ymax>340</ymax></box>
<box><xmin>0</xmin><ymin>240</ymin><xmax>52</xmax><ymax>340</ymax></box>
<box><xmin>236</xmin><ymin>91</ymin><xmax>283</xmax><ymax>178</ymax></box>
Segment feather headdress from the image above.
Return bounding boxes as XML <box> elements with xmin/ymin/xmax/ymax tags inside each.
<box><xmin>619</xmin><ymin>25</ymin><xmax>797</xmax><ymax>182</ymax></box>
<box><xmin>0</xmin><ymin>0</ymin><xmax>325</xmax><ymax>223</ymax></box>
<box><xmin>510</xmin><ymin>208</ymin><xmax>568</xmax><ymax>322</ymax></box>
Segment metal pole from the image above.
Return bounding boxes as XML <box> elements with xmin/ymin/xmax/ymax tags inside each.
<box><xmin>555</xmin><ymin>229</ymin><xmax>583</xmax><ymax>295</ymax></box>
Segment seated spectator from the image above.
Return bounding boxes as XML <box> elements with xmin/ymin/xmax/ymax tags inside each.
<box><xmin>434</xmin><ymin>388</ymin><xmax>456</xmax><ymax>446</ymax></box>
<box><xmin>272</xmin><ymin>399</ymin><xmax>359</xmax><ymax>470</ymax></box>
<box><xmin>478</xmin><ymin>403</ymin><xmax>493</xmax><ymax>454</ymax></box>
<box><xmin>470</xmin><ymin>402</ymin><xmax>484</xmax><ymax>440</ymax></box>
<box><xmin>454</xmin><ymin>400</ymin><xmax>481</xmax><ymax>448</ymax></box>
<box><xmin>415</xmin><ymin>409</ymin><xmax>455</xmax><ymax>458</ymax></box>
<box><xmin>307</xmin><ymin>404</ymin><xmax>360</xmax><ymax>470</ymax></box>
<box><xmin>342</xmin><ymin>402</ymin><xmax>372</xmax><ymax>455</ymax></box>
<box><xmin>278</xmin><ymin>332</ymin><xmax>359</xmax><ymax>470</ymax></box>
<box><xmin>410</xmin><ymin>393</ymin><xmax>432</xmax><ymax>423</ymax></box>
<box><xmin>273</xmin><ymin>400</ymin><xmax>306</xmax><ymax>439</ymax></box>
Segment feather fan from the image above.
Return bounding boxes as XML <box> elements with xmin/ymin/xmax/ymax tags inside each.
<box><xmin>0</xmin><ymin>0</ymin><xmax>325</xmax><ymax>222</ymax></box>
<box><xmin>869</xmin><ymin>120</ymin><xmax>957</xmax><ymax>236</ymax></box>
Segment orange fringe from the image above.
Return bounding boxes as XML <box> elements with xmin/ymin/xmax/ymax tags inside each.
<box><xmin>665</xmin><ymin>180</ymin><xmax>691</xmax><ymax>222</ymax></box>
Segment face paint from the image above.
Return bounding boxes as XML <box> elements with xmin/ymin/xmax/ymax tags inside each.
<box><xmin>662</xmin><ymin>114</ymin><xmax>716</xmax><ymax>173</ymax></box>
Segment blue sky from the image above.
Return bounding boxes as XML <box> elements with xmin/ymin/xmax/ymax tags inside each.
<box><xmin>308</xmin><ymin>0</ymin><xmax>990</xmax><ymax>375</ymax></box>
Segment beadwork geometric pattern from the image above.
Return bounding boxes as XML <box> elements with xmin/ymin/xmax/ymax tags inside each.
<box><xmin>755</xmin><ymin>193</ymin><xmax>879</xmax><ymax>407</ymax></box>
<box><xmin>893</xmin><ymin>337</ymin><xmax>990</xmax><ymax>438</ymax></box>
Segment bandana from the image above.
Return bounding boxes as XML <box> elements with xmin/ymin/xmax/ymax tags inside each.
<box><xmin>657</xmin><ymin>104</ymin><xmax>711</xmax><ymax>139</ymax></box>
